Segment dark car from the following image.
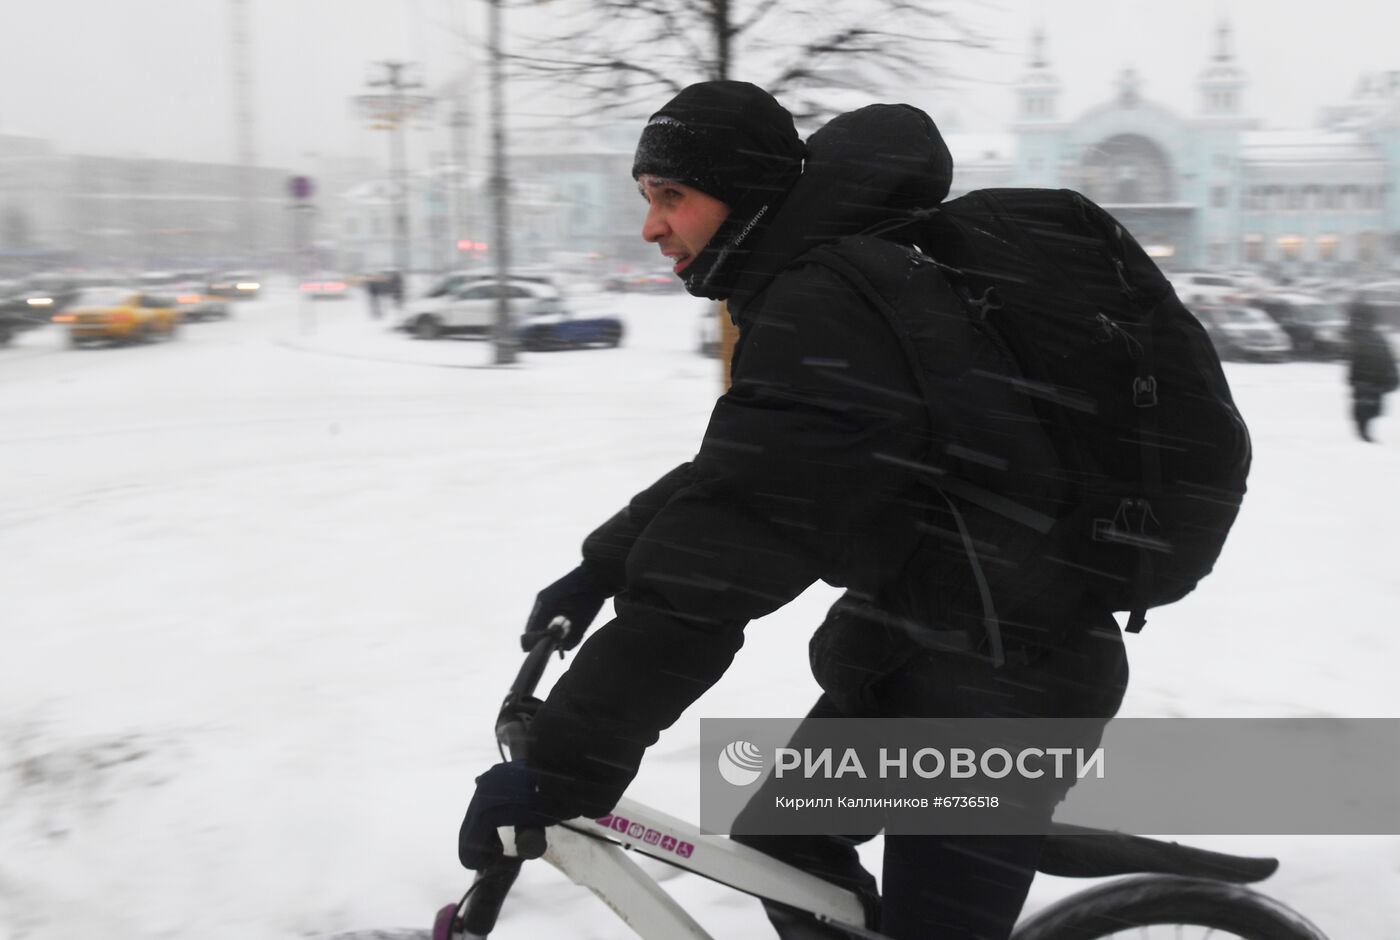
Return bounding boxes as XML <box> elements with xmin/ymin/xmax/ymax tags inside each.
<box><xmin>1256</xmin><ymin>292</ymin><xmax>1347</xmax><ymax>359</ymax></box>
<box><xmin>18</xmin><ymin>273</ymin><xmax>82</xmax><ymax>311</ymax></box>
<box><xmin>518</xmin><ymin>314</ymin><xmax>624</xmax><ymax>351</ymax></box>
<box><xmin>208</xmin><ymin>271</ymin><xmax>263</xmax><ymax>299</ymax></box>
<box><xmin>0</xmin><ymin>279</ymin><xmax>58</xmax><ymax>345</ymax></box>
<box><xmin>1196</xmin><ymin>304</ymin><xmax>1293</xmax><ymax>362</ymax></box>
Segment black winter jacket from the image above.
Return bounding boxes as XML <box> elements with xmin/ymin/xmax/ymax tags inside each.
<box><xmin>527</xmin><ymin>105</ymin><xmax>970</xmax><ymax>818</ymax></box>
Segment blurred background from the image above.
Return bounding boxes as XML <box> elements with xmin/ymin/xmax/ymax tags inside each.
<box><xmin>0</xmin><ymin>0</ymin><xmax>1396</xmax><ymax>296</ymax></box>
<box><xmin>3</xmin><ymin>2</ymin><xmax>1398</xmax><ymax>939</ymax></box>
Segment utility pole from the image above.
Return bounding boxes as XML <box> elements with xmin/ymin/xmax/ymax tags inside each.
<box><xmin>488</xmin><ymin>0</ymin><xmax>516</xmax><ymax>364</ymax></box>
<box><xmin>230</xmin><ymin>0</ymin><xmax>257</xmax><ymax>264</ymax></box>
<box><xmin>357</xmin><ymin>62</ymin><xmax>431</xmax><ymax>293</ymax></box>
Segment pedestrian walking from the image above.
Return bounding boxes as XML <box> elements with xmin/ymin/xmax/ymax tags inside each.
<box><xmin>1347</xmin><ymin>299</ymin><xmax>1398</xmax><ymax>442</ymax></box>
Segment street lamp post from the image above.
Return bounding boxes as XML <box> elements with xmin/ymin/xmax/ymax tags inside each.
<box><xmin>487</xmin><ymin>0</ymin><xmax>517</xmax><ymax>365</ymax></box>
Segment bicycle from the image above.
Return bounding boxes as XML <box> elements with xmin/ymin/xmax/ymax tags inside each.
<box><xmin>332</xmin><ymin>623</ymin><xmax>1330</xmax><ymax>940</ymax></box>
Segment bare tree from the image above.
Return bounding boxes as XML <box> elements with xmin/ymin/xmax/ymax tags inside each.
<box><xmin>503</xmin><ymin>0</ymin><xmax>986</xmax><ymax>382</ymax></box>
<box><xmin>507</xmin><ymin>0</ymin><xmax>987</xmax><ymax>124</ymax></box>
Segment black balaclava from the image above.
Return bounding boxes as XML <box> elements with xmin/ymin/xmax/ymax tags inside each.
<box><xmin>631</xmin><ymin>81</ymin><xmax>805</xmax><ymax>300</ymax></box>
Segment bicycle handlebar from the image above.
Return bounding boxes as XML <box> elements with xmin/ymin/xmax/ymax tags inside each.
<box><xmin>453</xmin><ymin>621</ymin><xmax>569</xmax><ymax>938</ymax></box>
<box><xmin>494</xmin><ymin>618</ymin><xmax>567</xmax><ymax>763</ymax></box>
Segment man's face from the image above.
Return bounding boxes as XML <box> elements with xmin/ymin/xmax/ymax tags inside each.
<box><xmin>637</xmin><ymin>175</ymin><xmax>730</xmax><ymax>276</ymax></box>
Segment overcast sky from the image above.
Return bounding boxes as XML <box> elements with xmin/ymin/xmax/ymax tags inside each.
<box><xmin>0</xmin><ymin>0</ymin><xmax>1394</xmax><ymax>173</ymax></box>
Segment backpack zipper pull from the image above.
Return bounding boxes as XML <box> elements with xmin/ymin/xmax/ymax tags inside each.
<box><xmin>1095</xmin><ymin>313</ymin><xmax>1144</xmax><ymax>360</ymax></box>
<box><xmin>1113</xmin><ymin>258</ymin><xmax>1137</xmax><ymax>299</ymax></box>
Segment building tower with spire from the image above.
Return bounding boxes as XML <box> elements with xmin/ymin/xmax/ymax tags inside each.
<box><xmin>1012</xmin><ymin>26</ymin><xmax>1064</xmax><ymax>187</ymax></box>
<box><xmin>1193</xmin><ymin>18</ymin><xmax>1254</xmax><ymax>266</ymax></box>
<box><xmin>1198</xmin><ymin>19</ymin><xmax>1245</xmax><ymax>117</ymax></box>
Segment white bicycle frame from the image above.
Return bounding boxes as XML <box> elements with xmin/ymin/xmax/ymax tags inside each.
<box><xmin>474</xmin><ymin>623</ymin><xmax>878</xmax><ymax>939</ymax></box>
<box><xmin>496</xmin><ymin>797</ymin><xmax>875</xmax><ymax>940</ymax></box>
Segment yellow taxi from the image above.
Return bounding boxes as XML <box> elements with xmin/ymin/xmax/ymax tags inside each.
<box><xmin>53</xmin><ymin>287</ymin><xmax>181</xmax><ymax>346</ymax></box>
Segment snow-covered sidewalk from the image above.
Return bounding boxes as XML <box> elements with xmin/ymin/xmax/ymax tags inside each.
<box><xmin>2</xmin><ymin>290</ymin><xmax>1397</xmax><ymax>939</ymax></box>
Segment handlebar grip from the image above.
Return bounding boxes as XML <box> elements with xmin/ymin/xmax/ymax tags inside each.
<box><xmin>514</xmin><ymin>826</ymin><xmax>547</xmax><ymax>859</ymax></box>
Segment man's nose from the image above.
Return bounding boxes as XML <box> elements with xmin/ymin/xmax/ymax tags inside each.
<box><xmin>641</xmin><ymin>204</ymin><xmax>668</xmax><ymax>243</ymax></box>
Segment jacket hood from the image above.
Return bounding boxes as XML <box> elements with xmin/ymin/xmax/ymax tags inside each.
<box><xmin>728</xmin><ymin>103</ymin><xmax>953</xmax><ymax>316</ymax></box>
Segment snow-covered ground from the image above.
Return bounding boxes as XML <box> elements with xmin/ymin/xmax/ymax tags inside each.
<box><xmin>2</xmin><ymin>283</ymin><xmax>1397</xmax><ymax>939</ymax></box>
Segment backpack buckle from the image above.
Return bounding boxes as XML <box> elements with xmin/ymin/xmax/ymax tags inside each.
<box><xmin>1133</xmin><ymin>375</ymin><xmax>1158</xmax><ymax>407</ymax></box>
<box><xmin>1093</xmin><ymin>498</ymin><xmax>1169</xmax><ymax>551</ymax></box>
<box><xmin>965</xmin><ymin>286</ymin><xmax>1003</xmax><ymax>321</ymax></box>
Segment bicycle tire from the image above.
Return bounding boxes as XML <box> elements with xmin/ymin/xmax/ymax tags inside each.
<box><xmin>1011</xmin><ymin>875</ymin><xmax>1328</xmax><ymax>940</ymax></box>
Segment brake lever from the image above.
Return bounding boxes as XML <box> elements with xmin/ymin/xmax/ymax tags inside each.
<box><xmin>518</xmin><ymin>615</ymin><xmax>573</xmax><ymax>660</ymax></box>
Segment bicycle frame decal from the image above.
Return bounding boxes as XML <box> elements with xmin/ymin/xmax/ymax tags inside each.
<box><xmin>594</xmin><ymin>814</ymin><xmax>695</xmax><ymax>858</ymax></box>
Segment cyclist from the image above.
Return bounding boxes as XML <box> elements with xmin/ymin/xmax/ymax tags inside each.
<box><xmin>459</xmin><ymin>81</ymin><xmax>1129</xmax><ymax>940</ymax></box>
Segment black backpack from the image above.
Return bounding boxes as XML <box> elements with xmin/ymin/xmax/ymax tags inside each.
<box><xmin>810</xmin><ymin>189</ymin><xmax>1251</xmax><ymax>663</ymax></box>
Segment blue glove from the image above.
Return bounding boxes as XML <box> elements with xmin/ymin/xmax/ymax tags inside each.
<box><xmin>520</xmin><ymin>565</ymin><xmax>612</xmax><ymax>652</ymax></box>
<box><xmin>458</xmin><ymin>760</ymin><xmax>566</xmax><ymax>869</ymax></box>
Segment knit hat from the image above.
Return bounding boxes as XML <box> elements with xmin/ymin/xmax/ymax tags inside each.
<box><xmin>632</xmin><ymin>81</ymin><xmax>806</xmax><ymax>299</ymax></box>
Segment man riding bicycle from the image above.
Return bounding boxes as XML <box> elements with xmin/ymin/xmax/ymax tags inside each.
<box><xmin>459</xmin><ymin>81</ymin><xmax>1129</xmax><ymax>940</ymax></box>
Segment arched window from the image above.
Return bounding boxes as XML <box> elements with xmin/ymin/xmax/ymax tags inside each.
<box><xmin>1079</xmin><ymin>134</ymin><xmax>1174</xmax><ymax>204</ymax></box>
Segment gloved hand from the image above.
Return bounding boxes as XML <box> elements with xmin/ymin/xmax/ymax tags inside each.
<box><xmin>458</xmin><ymin>760</ymin><xmax>567</xmax><ymax>869</ymax></box>
<box><xmin>520</xmin><ymin>565</ymin><xmax>612</xmax><ymax>652</ymax></box>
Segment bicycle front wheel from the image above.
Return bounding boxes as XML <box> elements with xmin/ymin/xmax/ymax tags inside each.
<box><xmin>1012</xmin><ymin>875</ymin><xmax>1328</xmax><ymax>940</ymax></box>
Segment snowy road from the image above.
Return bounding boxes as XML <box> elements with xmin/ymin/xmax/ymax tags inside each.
<box><xmin>3</xmin><ymin>283</ymin><xmax>1397</xmax><ymax>938</ymax></box>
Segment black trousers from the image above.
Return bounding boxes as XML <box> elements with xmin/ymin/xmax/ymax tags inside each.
<box><xmin>733</xmin><ymin>601</ymin><xmax>1129</xmax><ymax>940</ymax></box>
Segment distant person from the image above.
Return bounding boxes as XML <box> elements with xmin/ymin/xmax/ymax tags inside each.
<box><xmin>1347</xmin><ymin>299</ymin><xmax>1398</xmax><ymax>442</ymax></box>
<box><xmin>387</xmin><ymin>270</ymin><xmax>405</xmax><ymax>309</ymax></box>
<box><xmin>364</xmin><ymin>274</ymin><xmax>382</xmax><ymax>319</ymax></box>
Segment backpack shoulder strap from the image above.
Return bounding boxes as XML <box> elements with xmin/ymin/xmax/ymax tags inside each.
<box><xmin>803</xmin><ymin>238</ymin><xmax>1011</xmax><ymax>667</ymax></box>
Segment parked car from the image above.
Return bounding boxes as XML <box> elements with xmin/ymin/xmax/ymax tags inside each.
<box><xmin>52</xmin><ymin>287</ymin><xmax>180</xmax><ymax>346</ymax></box>
<box><xmin>209</xmin><ymin>271</ymin><xmax>262</xmax><ymax>299</ymax></box>
<box><xmin>1357</xmin><ymin>279</ymin><xmax>1400</xmax><ymax>329</ymax></box>
<box><xmin>169</xmin><ymin>280</ymin><xmax>232</xmax><ymax>321</ymax></box>
<box><xmin>418</xmin><ymin>270</ymin><xmax>482</xmax><ymax>300</ymax></box>
<box><xmin>1169</xmin><ymin>271</ymin><xmax>1251</xmax><ymax>307</ymax></box>
<box><xmin>518</xmin><ymin>313</ymin><xmax>624</xmax><ymax>351</ymax></box>
<box><xmin>138</xmin><ymin>271</ymin><xmax>226</xmax><ymax>313</ymax></box>
<box><xmin>299</xmin><ymin>273</ymin><xmax>351</xmax><ymax>299</ymax></box>
<box><xmin>399</xmin><ymin>277</ymin><xmax>564</xmax><ymax>339</ymax></box>
<box><xmin>17</xmin><ymin>273</ymin><xmax>82</xmax><ymax>312</ymax></box>
<box><xmin>1255</xmin><ymin>292</ymin><xmax>1347</xmax><ymax>359</ymax></box>
<box><xmin>1195</xmin><ymin>304</ymin><xmax>1293</xmax><ymax>361</ymax></box>
<box><xmin>605</xmin><ymin>269</ymin><xmax>675</xmax><ymax>293</ymax></box>
<box><xmin>0</xmin><ymin>280</ymin><xmax>38</xmax><ymax>346</ymax></box>
<box><xmin>416</xmin><ymin>269</ymin><xmax>556</xmax><ymax>300</ymax></box>
<box><xmin>0</xmin><ymin>279</ymin><xmax>63</xmax><ymax>344</ymax></box>
<box><xmin>0</xmin><ymin>310</ymin><xmax>24</xmax><ymax>346</ymax></box>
